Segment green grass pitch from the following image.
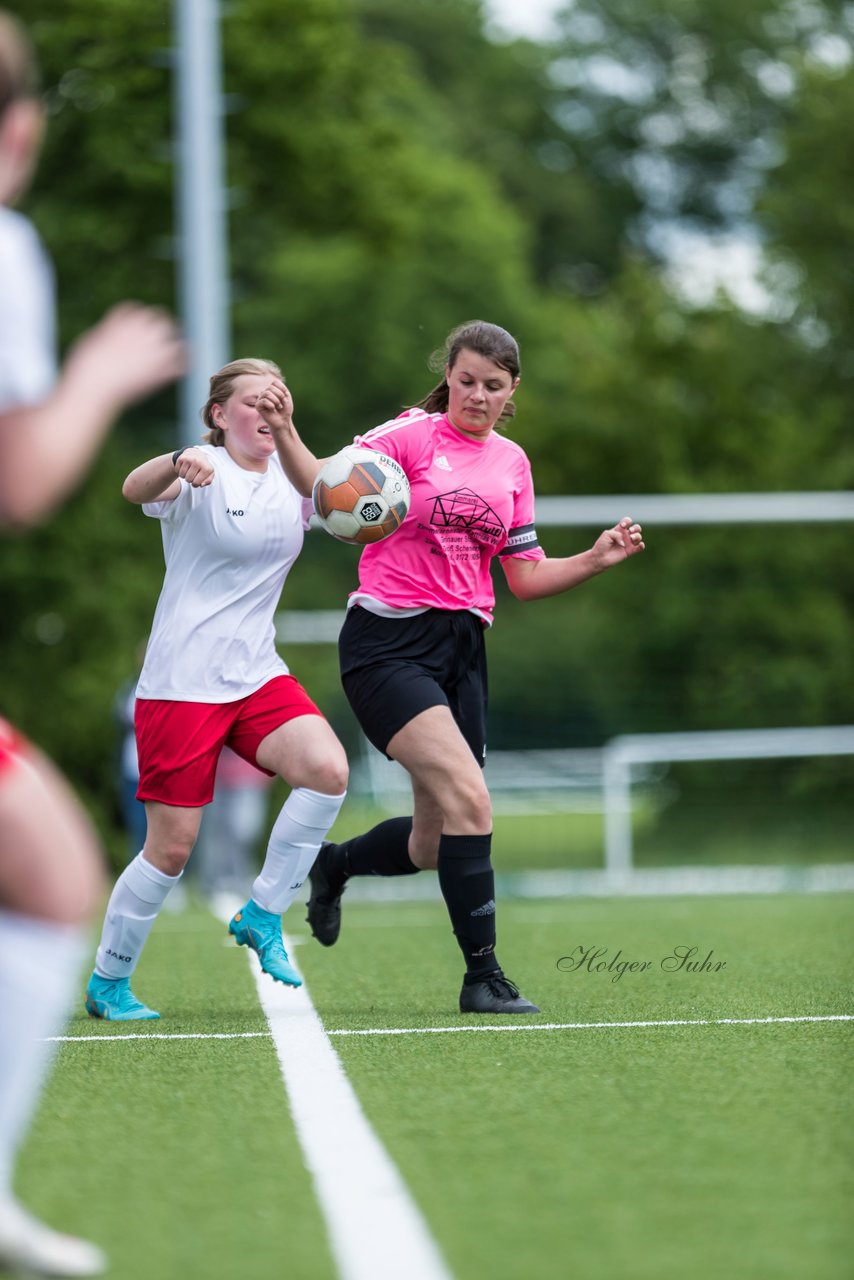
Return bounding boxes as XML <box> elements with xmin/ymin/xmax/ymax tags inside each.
<box><xmin>17</xmin><ymin>891</ymin><xmax>853</xmax><ymax>1279</ymax></box>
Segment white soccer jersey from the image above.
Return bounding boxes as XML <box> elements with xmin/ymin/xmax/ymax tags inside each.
<box><xmin>0</xmin><ymin>208</ymin><xmax>57</xmax><ymax>409</ymax></box>
<box><xmin>136</xmin><ymin>445</ymin><xmax>313</xmax><ymax>702</ymax></box>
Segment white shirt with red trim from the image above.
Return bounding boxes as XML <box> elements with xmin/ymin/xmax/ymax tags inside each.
<box><xmin>136</xmin><ymin>446</ymin><xmax>313</xmax><ymax>702</ymax></box>
<box><xmin>351</xmin><ymin>410</ymin><xmax>545</xmax><ymax>624</ymax></box>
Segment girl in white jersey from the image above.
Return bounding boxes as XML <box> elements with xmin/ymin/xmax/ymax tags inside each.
<box><xmin>260</xmin><ymin>322</ymin><xmax>644</xmax><ymax>1015</ymax></box>
<box><xmin>84</xmin><ymin>358</ymin><xmax>348</xmax><ymax>1022</ymax></box>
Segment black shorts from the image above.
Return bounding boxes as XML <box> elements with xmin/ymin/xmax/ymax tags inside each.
<box><xmin>339</xmin><ymin>606</ymin><xmax>488</xmax><ymax>764</ymax></box>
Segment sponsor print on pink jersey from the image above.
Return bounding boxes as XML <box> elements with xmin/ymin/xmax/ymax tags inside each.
<box><xmin>351</xmin><ymin>410</ymin><xmax>544</xmax><ymax>621</ymax></box>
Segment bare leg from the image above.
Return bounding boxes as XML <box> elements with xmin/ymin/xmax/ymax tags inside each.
<box><xmin>387</xmin><ymin>705</ymin><xmax>492</xmax><ymax>836</ymax></box>
<box><xmin>0</xmin><ymin>749</ymin><xmax>107</xmax><ymax>1273</ymax></box>
<box><xmin>253</xmin><ymin>715</ymin><xmax>348</xmax><ymax>912</ymax></box>
<box><xmin>0</xmin><ymin>747</ymin><xmax>104</xmax><ymax>924</ymax></box>
<box><xmin>306</xmin><ymin>706</ymin><xmax>490</xmax><ymax>948</ymax></box>
<box><xmin>388</xmin><ymin>708</ymin><xmax>537</xmax><ymax>1011</ymax></box>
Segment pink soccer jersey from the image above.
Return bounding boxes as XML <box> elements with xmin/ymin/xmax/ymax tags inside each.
<box><xmin>352</xmin><ymin>409</ymin><xmax>545</xmax><ymax>623</ymax></box>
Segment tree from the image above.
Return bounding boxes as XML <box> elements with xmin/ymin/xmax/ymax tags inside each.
<box><xmin>3</xmin><ymin>0</ymin><xmax>850</xmax><ymax>862</ymax></box>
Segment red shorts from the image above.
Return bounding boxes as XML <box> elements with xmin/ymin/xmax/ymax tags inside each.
<box><xmin>0</xmin><ymin>715</ymin><xmax>30</xmax><ymax>780</ymax></box>
<box><xmin>134</xmin><ymin>675</ymin><xmax>324</xmax><ymax>808</ymax></box>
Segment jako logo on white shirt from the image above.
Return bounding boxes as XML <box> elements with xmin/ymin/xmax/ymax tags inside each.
<box><xmin>433</xmin><ymin>455</ymin><xmax>452</xmax><ymax>471</ymax></box>
<box><xmin>226</xmin><ymin>508</ymin><xmax>245</xmax><ymax>517</ymax></box>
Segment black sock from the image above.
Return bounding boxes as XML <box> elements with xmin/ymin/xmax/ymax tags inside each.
<box><xmin>327</xmin><ymin>817</ymin><xmax>418</xmax><ymax>879</ymax></box>
<box><xmin>436</xmin><ymin>833</ymin><xmax>500</xmax><ymax>979</ymax></box>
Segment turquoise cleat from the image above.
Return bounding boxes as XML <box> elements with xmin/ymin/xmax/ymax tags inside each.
<box><xmin>85</xmin><ymin>973</ymin><xmax>160</xmax><ymax>1021</ymax></box>
<box><xmin>228</xmin><ymin>899</ymin><xmax>302</xmax><ymax>987</ymax></box>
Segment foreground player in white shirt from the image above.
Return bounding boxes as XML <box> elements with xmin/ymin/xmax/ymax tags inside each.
<box><xmin>0</xmin><ymin>11</ymin><xmax>185</xmax><ymax>1277</ymax></box>
<box><xmin>84</xmin><ymin>358</ymin><xmax>348</xmax><ymax>1021</ymax></box>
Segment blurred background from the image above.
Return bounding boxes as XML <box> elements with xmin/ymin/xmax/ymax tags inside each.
<box><xmin>1</xmin><ymin>0</ymin><xmax>851</xmax><ymax>877</ymax></box>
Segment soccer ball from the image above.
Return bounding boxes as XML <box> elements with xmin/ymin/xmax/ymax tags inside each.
<box><xmin>312</xmin><ymin>445</ymin><xmax>411</xmax><ymax>545</ymax></box>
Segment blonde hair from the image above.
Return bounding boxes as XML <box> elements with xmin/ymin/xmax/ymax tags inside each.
<box><xmin>0</xmin><ymin>11</ymin><xmax>39</xmax><ymax>117</ymax></box>
<box><xmin>200</xmin><ymin>357</ymin><xmax>282</xmax><ymax>446</ymax></box>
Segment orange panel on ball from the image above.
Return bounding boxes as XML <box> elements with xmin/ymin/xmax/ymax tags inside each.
<box><xmin>348</xmin><ymin>464</ymin><xmax>385</xmax><ymax>497</ymax></box>
<box><xmin>313</xmin><ymin>483</ymin><xmax>334</xmax><ymax>520</ymax></box>
<box><xmin>323</xmin><ymin>481</ymin><xmax>361</xmax><ymax>514</ymax></box>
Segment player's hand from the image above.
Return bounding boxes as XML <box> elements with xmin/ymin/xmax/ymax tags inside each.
<box><xmin>174</xmin><ymin>446</ymin><xmax>214</xmax><ymax>487</ymax></box>
<box><xmin>257</xmin><ymin>378</ymin><xmax>294</xmax><ymax>429</ymax></box>
<box><xmin>66</xmin><ymin>303</ymin><xmax>186</xmax><ymax>408</ymax></box>
<box><xmin>591</xmin><ymin>516</ymin><xmax>645</xmax><ymax>570</ymax></box>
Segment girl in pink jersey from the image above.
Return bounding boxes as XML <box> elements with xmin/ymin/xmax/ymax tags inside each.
<box><xmin>260</xmin><ymin>321</ymin><xmax>644</xmax><ymax>1014</ymax></box>
<box><xmin>83</xmin><ymin>359</ymin><xmax>349</xmax><ymax>1023</ymax></box>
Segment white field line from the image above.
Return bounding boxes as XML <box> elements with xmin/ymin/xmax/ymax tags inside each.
<box><xmin>326</xmin><ymin>1014</ymin><xmax>854</xmax><ymax>1036</ymax></box>
<box><xmin>50</xmin><ymin>1012</ymin><xmax>854</xmax><ymax>1044</ymax></box>
<box><xmin>49</xmin><ymin>1031</ymin><xmax>270</xmax><ymax>1042</ymax></box>
<box><xmin>231</xmin><ymin>926</ymin><xmax>452</xmax><ymax>1280</ymax></box>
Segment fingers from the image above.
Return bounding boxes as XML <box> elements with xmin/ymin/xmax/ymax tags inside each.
<box><xmin>175</xmin><ymin>448</ymin><xmax>214</xmax><ymax>487</ymax></box>
<box><xmin>103</xmin><ymin>302</ymin><xmax>184</xmax><ymax>363</ymax></box>
<box><xmin>619</xmin><ymin>516</ymin><xmax>645</xmax><ymax>552</ymax></box>
<box><xmin>258</xmin><ymin>378</ymin><xmax>291</xmax><ymax>417</ymax></box>
<box><xmin>82</xmin><ymin>303</ymin><xmax>186</xmax><ymax>400</ymax></box>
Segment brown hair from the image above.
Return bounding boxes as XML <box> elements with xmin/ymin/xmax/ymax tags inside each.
<box><xmin>200</xmin><ymin>357</ymin><xmax>282</xmax><ymax>446</ymax></box>
<box><xmin>414</xmin><ymin>320</ymin><xmax>521</xmax><ymax>422</ymax></box>
<box><xmin>0</xmin><ymin>11</ymin><xmax>39</xmax><ymax>118</ymax></box>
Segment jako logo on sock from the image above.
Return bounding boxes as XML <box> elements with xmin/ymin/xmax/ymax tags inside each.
<box><xmin>470</xmin><ymin>899</ymin><xmax>496</xmax><ymax>917</ymax></box>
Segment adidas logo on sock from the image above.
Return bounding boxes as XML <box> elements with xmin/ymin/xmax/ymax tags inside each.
<box><xmin>470</xmin><ymin>899</ymin><xmax>496</xmax><ymax>917</ymax></box>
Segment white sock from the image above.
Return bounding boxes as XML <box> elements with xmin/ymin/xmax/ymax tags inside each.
<box><xmin>0</xmin><ymin>909</ymin><xmax>86</xmax><ymax>1199</ymax></box>
<box><xmin>94</xmin><ymin>853</ymin><xmax>181</xmax><ymax>980</ymax></box>
<box><xmin>251</xmin><ymin>788</ymin><xmax>346</xmax><ymax>915</ymax></box>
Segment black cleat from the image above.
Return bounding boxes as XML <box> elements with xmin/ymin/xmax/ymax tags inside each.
<box><xmin>306</xmin><ymin>842</ymin><xmax>348</xmax><ymax>946</ymax></box>
<box><xmin>459</xmin><ymin>972</ymin><xmax>540</xmax><ymax>1015</ymax></box>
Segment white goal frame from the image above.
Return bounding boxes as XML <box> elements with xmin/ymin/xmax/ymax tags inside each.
<box><xmin>277</xmin><ymin>491</ymin><xmax>854</xmax><ymax>896</ymax></box>
<box><xmin>602</xmin><ymin>725</ymin><xmax>854</xmax><ymax>876</ymax></box>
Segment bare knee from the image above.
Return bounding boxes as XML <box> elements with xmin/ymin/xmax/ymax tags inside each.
<box><xmin>143</xmin><ymin>835</ymin><xmax>195</xmax><ymax>878</ymax></box>
<box><xmin>142</xmin><ymin>800</ymin><xmax>203</xmax><ymax>877</ymax></box>
<box><xmin>63</xmin><ymin>855</ymin><xmax>106</xmax><ymax>922</ymax></box>
<box><xmin>0</xmin><ymin>760</ymin><xmax>106</xmax><ymax>925</ymax></box>
<box><xmin>409</xmin><ymin>833</ymin><xmax>440</xmax><ymax>869</ymax></box>
<box><xmin>307</xmin><ymin>754</ymin><xmax>349</xmax><ymax>796</ymax></box>
<box><xmin>35</xmin><ymin>845</ymin><xmax>106</xmax><ymax>925</ymax></box>
<box><xmin>0</xmin><ymin>838</ymin><xmax>105</xmax><ymax>926</ymax></box>
<box><xmin>444</xmin><ymin>776</ymin><xmax>492</xmax><ymax>833</ymax></box>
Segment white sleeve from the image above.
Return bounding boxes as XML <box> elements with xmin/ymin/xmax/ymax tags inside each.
<box><xmin>0</xmin><ymin>210</ymin><xmax>58</xmax><ymax>410</ymax></box>
<box><xmin>143</xmin><ymin>479</ymin><xmax>198</xmax><ymax>522</ymax></box>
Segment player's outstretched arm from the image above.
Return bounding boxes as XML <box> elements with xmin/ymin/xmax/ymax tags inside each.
<box><xmin>122</xmin><ymin>446</ymin><xmax>214</xmax><ymax>505</ymax></box>
<box><xmin>0</xmin><ymin>303</ymin><xmax>185</xmax><ymax>527</ymax></box>
<box><xmin>502</xmin><ymin>517</ymin><xmax>645</xmax><ymax>601</ymax></box>
<box><xmin>257</xmin><ymin>377</ymin><xmax>327</xmax><ymax>498</ymax></box>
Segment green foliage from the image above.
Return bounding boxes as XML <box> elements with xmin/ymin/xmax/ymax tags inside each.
<box><xmin>225</xmin><ymin>0</ymin><xmax>535</xmax><ymax>445</ymax></box>
<box><xmin>1</xmin><ymin>0</ymin><xmax>850</xmax><ymax>860</ymax></box>
<box><xmin>22</xmin><ymin>0</ymin><xmax>177</xmax><ymax>341</ymax></box>
<box><xmin>0</xmin><ymin>436</ymin><xmax>169</xmax><ymax>845</ymax></box>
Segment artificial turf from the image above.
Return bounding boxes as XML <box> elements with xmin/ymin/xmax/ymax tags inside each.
<box><xmin>16</xmin><ymin>890</ymin><xmax>853</xmax><ymax>1279</ymax></box>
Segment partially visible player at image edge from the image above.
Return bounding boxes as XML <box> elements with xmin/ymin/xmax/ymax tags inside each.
<box><xmin>83</xmin><ymin>358</ymin><xmax>349</xmax><ymax>1023</ymax></box>
<box><xmin>0</xmin><ymin>10</ymin><xmax>185</xmax><ymax>1276</ymax></box>
<box><xmin>258</xmin><ymin>319</ymin><xmax>645</xmax><ymax>1015</ymax></box>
